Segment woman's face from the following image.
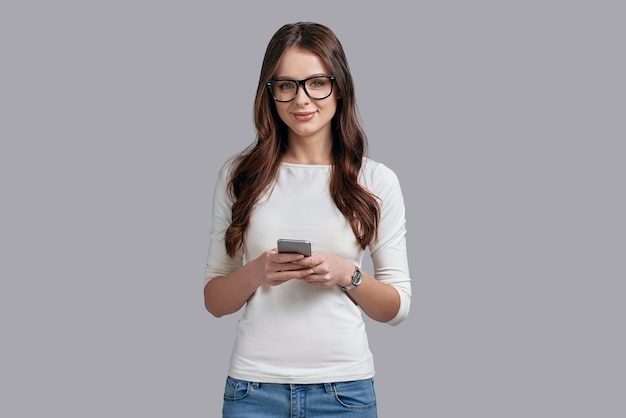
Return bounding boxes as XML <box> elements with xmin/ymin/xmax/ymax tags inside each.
<box><xmin>271</xmin><ymin>47</ymin><xmax>338</xmax><ymax>144</ymax></box>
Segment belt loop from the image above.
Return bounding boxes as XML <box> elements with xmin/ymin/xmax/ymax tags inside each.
<box><xmin>324</xmin><ymin>383</ymin><xmax>333</xmax><ymax>394</ymax></box>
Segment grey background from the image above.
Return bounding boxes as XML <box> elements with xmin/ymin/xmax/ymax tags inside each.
<box><xmin>1</xmin><ymin>1</ymin><xmax>624</xmax><ymax>417</ymax></box>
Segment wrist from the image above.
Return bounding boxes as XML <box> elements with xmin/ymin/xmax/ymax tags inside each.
<box><xmin>339</xmin><ymin>264</ymin><xmax>353</xmax><ymax>287</ymax></box>
<box><xmin>340</xmin><ymin>265</ymin><xmax>362</xmax><ymax>291</ymax></box>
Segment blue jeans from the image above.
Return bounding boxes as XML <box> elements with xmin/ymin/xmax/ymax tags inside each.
<box><xmin>222</xmin><ymin>376</ymin><xmax>377</xmax><ymax>417</ymax></box>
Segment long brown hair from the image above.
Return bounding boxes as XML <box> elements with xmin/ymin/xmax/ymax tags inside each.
<box><xmin>224</xmin><ymin>22</ymin><xmax>380</xmax><ymax>257</ymax></box>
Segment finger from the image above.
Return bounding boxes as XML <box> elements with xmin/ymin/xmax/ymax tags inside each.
<box><xmin>287</xmin><ymin>268</ymin><xmax>315</xmax><ymax>279</ymax></box>
<box><xmin>290</xmin><ymin>255</ymin><xmax>319</xmax><ymax>267</ymax></box>
<box><xmin>270</xmin><ymin>267</ymin><xmax>313</xmax><ymax>281</ymax></box>
<box><xmin>274</xmin><ymin>262</ymin><xmax>311</xmax><ymax>272</ymax></box>
<box><xmin>274</xmin><ymin>253</ymin><xmax>306</xmax><ymax>263</ymax></box>
<box><xmin>301</xmin><ymin>270</ymin><xmax>335</xmax><ymax>285</ymax></box>
<box><xmin>300</xmin><ymin>276</ymin><xmax>334</xmax><ymax>288</ymax></box>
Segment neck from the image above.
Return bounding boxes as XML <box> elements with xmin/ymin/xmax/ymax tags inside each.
<box><xmin>283</xmin><ymin>136</ymin><xmax>333</xmax><ymax>165</ymax></box>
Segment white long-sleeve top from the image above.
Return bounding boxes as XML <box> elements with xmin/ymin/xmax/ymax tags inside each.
<box><xmin>205</xmin><ymin>158</ymin><xmax>411</xmax><ymax>384</ymax></box>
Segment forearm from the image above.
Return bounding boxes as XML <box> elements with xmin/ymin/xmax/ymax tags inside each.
<box><xmin>343</xmin><ymin>270</ymin><xmax>401</xmax><ymax>323</ymax></box>
<box><xmin>204</xmin><ymin>262</ymin><xmax>260</xmax><ymax>317</ymax></box>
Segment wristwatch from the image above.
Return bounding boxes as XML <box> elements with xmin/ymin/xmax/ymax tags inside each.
<box><xmin>340</xmin><ymin>266</ymin><xmax>362</xmax><ymax>291</ymax></box>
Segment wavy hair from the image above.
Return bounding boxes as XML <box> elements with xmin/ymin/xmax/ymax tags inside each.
<box><xmin>224</xmin><ymin>22</ymin><xmax>380</xmax><ymax>257</ymax></box>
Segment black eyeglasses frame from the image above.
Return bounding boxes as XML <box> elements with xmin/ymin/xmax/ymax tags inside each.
<box><xmin>266</xmin><ymin>75</ymin><xmax>336</xmax><ymax>102</ymax></box>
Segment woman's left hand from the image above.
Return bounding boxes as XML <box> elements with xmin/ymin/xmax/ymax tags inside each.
<box><xmin>294</xmin><ymin>253</ymin><xmax>355</xmax><ymax>288</ymax></box>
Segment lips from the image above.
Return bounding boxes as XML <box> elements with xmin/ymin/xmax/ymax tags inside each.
<box><xmin>292</xmin><ymin>111</ymin><xmax>316</xmax><ymax>121</ymax></box>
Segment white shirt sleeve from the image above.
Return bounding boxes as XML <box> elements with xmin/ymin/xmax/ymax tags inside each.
<box><xmin>204</xmin><ymin>162</ymin><xmax>243</xmax><ymax>286</ymax></box>
<box><xmin>365</xmin><ymin>161</ymin><xmax>412</xmax><ymax>326</ymax></box>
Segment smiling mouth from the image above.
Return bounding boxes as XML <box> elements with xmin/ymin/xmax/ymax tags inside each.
<box><xmin>292</xmin><ymin>112</ymin><xmax>316</xmax><ymax>121</ymax></box>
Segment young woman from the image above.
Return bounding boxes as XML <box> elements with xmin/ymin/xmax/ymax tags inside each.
<box><xmin>204</xmin><ymin>22</ymin><xmax>411</xmax><ymax>417</ymax></box>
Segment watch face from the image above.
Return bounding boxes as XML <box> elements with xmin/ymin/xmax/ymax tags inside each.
<box><xmin>341</xmin><ymin>267</ymin><xmax>362</xmax><ymax>291</ymax></box>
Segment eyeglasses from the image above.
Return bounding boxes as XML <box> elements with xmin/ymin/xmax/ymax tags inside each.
<box><xmin>266</xmin><ymin>75</ymin><xmax>335</xmax><ymax>102</ymax></box>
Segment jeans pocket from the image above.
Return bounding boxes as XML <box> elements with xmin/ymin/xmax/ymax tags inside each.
<box><xmin>333</xmin><ymin>379</ymin><xmax>377</xmax><ymax>409</ymax></box>
<box><xmin>223</xmin><ymin>376</ymin><xmax>251</xmax><ymax>401</ymax></box>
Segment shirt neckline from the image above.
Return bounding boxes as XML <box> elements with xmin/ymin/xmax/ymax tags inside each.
<box><xmin>280</xmin><ymin>162</ymin><xmax>332</xmax><ymax>168</ymax></box>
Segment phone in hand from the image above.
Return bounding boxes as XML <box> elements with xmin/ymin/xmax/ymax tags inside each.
<box><xmin>277</xmin><ymin>239</ymin><xmax>312</xmax><ymax>257</ymax></box>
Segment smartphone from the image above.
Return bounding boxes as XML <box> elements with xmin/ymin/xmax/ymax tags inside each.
<box><xmin>277</xmin><ymin>239</ymin><xmax>312</xmax><ymax>257</ymax></box>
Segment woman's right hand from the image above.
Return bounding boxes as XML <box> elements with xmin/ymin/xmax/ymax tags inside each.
<box><xmin>251</xmin><ymin>249</ymin><xmax>314</xmax><ymax>286</ymax></box>
<box><xmin>204</xmin><ymin>248</ymin><xmax>314</xmax><ymax>317</ymax></box>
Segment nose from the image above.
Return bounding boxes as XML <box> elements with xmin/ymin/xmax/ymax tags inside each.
<box><xmin>293</xmin><ymin>83</ymin><xmax>310</xmax><ymax>104</ymax></box>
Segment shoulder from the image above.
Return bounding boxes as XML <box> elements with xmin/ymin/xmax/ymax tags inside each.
<box><xmin>359</xmin><ymin>157</ymin><xmax>402</xmax><ymax>193</ymax></box>
<box><xmin>218</xmin><ymin>157</ymin><xmax>237</xmax><ymax>180</ymax></box>
<box><xmin>216</xmin><ymin>155</ymin><xmax>245</xmax><ymax>190</ymax></box>
<box><xmin>213</xmin><ymin>158</ymin><xmax>238</xmax><ymax>202</ymax></box>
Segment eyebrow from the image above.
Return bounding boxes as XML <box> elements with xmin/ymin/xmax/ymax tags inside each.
<box><xmin>271</xmin><ymin>73</ymin><xmax>331</xmax><ymax>80</ymax></box>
